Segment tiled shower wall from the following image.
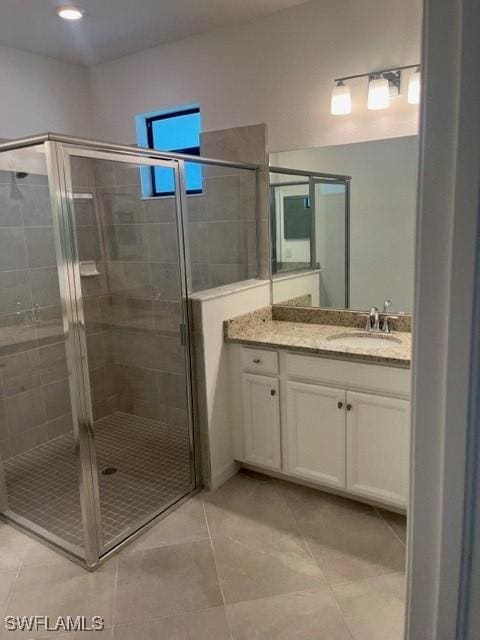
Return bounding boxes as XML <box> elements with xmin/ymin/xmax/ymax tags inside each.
<box><xmin>88</xmin><ymin>156</ymin><xmax>188</xmax><ymax>429</ymax></box>
<box><xmin>0</xmin><ymin>170</ymin><xmax>73</xmax><ymax>460</ymax></box>
<box><xmin>197</xmin><ymin>123</ymin><xmax>270</xmax><ymax>286</ymax></box>
<box><xmin>188</xmin><ymin>166</ymin><xmax>258</xmax><ymax>290</ymax></box>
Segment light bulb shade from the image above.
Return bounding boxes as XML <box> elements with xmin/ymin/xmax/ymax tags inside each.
<box><xmin>367</xmin><ymin>77</ymin><xmax>390</xmax><ymax>110</ymax></box>
<box><xmin>408</xmin><ymin>70</ymin><xmax>421</xmax><ymax>104</ymax></box>
<box><xmin>57</xmin><ymin>6</ymin><xmax>85</xmax><ymax>20</ymax></box>
<box><xmin>331</xmin><ymin>83</ymin><xmax>351</xmax><ymax>115</ymax></box>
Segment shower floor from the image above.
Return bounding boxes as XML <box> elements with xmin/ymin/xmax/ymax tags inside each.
<box><xmin>2</xmin><ymin>412</ymin><xmax>193</xmax><ymax>549</ymax></box>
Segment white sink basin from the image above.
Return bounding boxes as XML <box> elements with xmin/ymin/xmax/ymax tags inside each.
<box><xmin>327</xmin><ymin>332</ymin><xmax>401</xmax><ymax>350</ymax></box>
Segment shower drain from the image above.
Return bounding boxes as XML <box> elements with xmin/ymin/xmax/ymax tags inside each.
<box><xmin>101</xmin><ymin>467</ymin><xmax>118</xmax><ymax>476</ymax></box>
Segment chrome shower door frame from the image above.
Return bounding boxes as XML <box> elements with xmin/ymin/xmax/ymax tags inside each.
<box><xmin>45</xmin><ymin>141</ymin><xmax>102</xmax><ymax>567</ymax></box>
<box><xmin>268</xmin><ymin>167</ymin><xmax>351</xmax><ymax>309</ymax></box>
<box><xmin>310</xmin><ymin>177</ymin><xmax>351</xmax><ymax>309</ymax></box>
<box><xmin>46</xmin><ymin>142</ymin><xmax>199</xmax><ymax>567</ymax></box>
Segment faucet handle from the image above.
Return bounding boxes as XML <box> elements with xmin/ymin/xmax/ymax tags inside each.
<box><xmin>366</xmin><ymin>306</ymin><xmax>378</xmax><ymax>331</ymax></box>
<box><xmin>383</xmin><ymin>300</ymin><xmax>392</xmax><ymax>313</ymax></box>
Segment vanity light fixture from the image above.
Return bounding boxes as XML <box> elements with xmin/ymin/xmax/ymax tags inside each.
<box><xmin>57</xmin><ymin>5</ymin><xmax>85</xmax><ymax>20</ymax></box>
<box><xmin>331</xmin><ymin>64</ymin><xmax>420</xmax><ymax>115</ymax></box>
<box><xmin>408</xmin><ymin>67</ymin><xmax>421</xmax><ymax>104</ymax></box>
<box><xmin>331</xmin><ymin>81</ymin><xmax>352</xmax><ymax>115</ymax></box>
<box><xmin>367</xmin><ymin>75</ymin><xmax>390</xmax><ymax>110</ymax></box>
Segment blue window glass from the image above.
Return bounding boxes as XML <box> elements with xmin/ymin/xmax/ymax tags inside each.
<box><xmin>136</xmin><ymin>105</ymin><xmax>202</xmax><ymax>197</ymax></box>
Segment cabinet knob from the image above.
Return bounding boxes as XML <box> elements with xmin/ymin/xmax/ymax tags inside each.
<box><xmin>346</xmin><ymin>403</ymin><xmax>352</xmax><ymax>411</ymax></box>
<box><xmin>270</xmin><ymin>389</ymin><xmax>276</xmax><ymax>396</ymax></box>
<box><xmin>337</xmin><ymin>401</ymin><xmax>343</xmax><ymax>409</ymax></box>
<box><xmin>253</xmin><ymin>358</ymin><xmax>261</xmax><ymax>364</ymax></box>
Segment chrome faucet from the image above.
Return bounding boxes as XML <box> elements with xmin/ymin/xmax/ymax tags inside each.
<box><xmin>381</xmin><ymin>300</ymin><xmax>393</xmax><ymax>333</ymax></box>
<box><xmin>365</xmin><ymin>301</ymin><xmax>394</xmax><ymax>333</ymax></box>
<box><xmin>366</xmin><ymin>307</ymin><xmax>380</xmax><ymax>332</ymax></box>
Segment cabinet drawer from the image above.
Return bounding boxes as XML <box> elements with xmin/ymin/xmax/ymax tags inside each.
<box><xmin>286</xmin><ymin>353</ymin><xmax>410</xmax><ymax>396</ymax></box>
<box><xmin>241</xmin><ymin>347</ymin><xmax>278</xmax><ymax>375</ymax></box>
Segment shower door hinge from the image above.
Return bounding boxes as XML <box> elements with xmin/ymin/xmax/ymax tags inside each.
<box><xmin>180</xmin><ymin>322</ymin><xmax>187</xmax><ymax>346</ymax></box>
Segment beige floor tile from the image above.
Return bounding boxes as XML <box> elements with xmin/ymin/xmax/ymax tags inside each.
<box><xmin>377</xmin><ymin>509</ymin><xmax>407</xmax><ymax>544</ymax></box>
<box><xmin>204</xmin><ymin>472</ymin><xmax>299</xmax><ymax>540</ymax></box>
<box><xmin>44</xmin><ymin>629</ymin><xmax>113</xmax><ymax>640</ymax></box>
<box><xmin>2</xmin><ymin>628</ymin><xmax>112</xmax><ymax>640</ymax></box>
<box><xmin>275</xmin><ymin>480</ymin><xmax>373</xmax><ymax>526</ymax></box>
<box><xmin>333</xmin><ymin>572</ymin><xmax>406</xmax><ymax>640</ymax></box>
<box><xmin>213</xmin><ymin>528</ymin><xmax>325</xmax><ymax>604</ymax></box>
<box><xmin>228</xmin><ymin>588</ymin><xmax>353</xmax><ymax>640</ymax></box>
<box><xmin>2</xmin><ymin>557</ymin><xmax>116</xmax><ymax>639</ymax></box>
<box><xmin>301</xmin><ymin>511</ymin><xmax>406</xmax><ymax>585</ymax></box>
<box><xmin>125</xmin><ymin>496</ymin><xmax>209</xmax><ymax>552</ymax></box>
<box><xmin>114</xmin><ymin>539</ymin><xmax>222</xmax><ymax>624</ymax></box>
<box><xmin>113</xmin><ymin>607</ymin><xmax>230</xmax><ymax>639</ymax></box>
<box><xmin>21</xmin><ymin>538</ymin><xmax>69</xmax><ymax>568</ymax></box>
<box><xmin>0</xmin><ymin>523</ymin><xmax>29</xmax><ymax>571</ymax></box>
<box><xmin>0</xmin><ymin>569</ymin><xmax>16</xmax><ymax>607</ymax></box>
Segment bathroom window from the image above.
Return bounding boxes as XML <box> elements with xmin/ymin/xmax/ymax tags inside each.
<box><xmin>136</xmin><ymin>105</ymin><xmax>202</xmax><ymax>197</ymax></box>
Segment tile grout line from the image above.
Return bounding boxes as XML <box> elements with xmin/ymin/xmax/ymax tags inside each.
<box><xmin>269</xmin><ymin>479</ymin><xmax>329</xmax><ymax>583</ymax></box>
<box><xmin>330</xmin><ymin>568</ymin><xmax>407</xmax><ymax>591</ymax></box>
<box><xmin>270</xmin><ymin>477</ymin><xmax>358</xmax><ymax>640</ymax></box>
<box><xmin>200</xmin><ymin>492</ymin><xmax>235</xmax><ymax>640</ymax></box>
<box><xmin>269</xmin><ymin>478</ymin><xmax>379</xmax><ymax>640</ymax></box>
<box><xmin>373</xmin><ymin>506</ymin><xmax>407</xmax><ymax>548</ymax></box>
<box><xmin>110</xmin><ymin>555</ymin><xmax>120</xmax><ymax>630</ymax></box>
<box><xmin>328</xmin><ymin>568</ymin><xmax>407</xmax><ymax>640</ymax></box>
<box><xmin>0</xmin><ymin>532</ymin><xmax>31</xmax><ymax>624</ymax></box>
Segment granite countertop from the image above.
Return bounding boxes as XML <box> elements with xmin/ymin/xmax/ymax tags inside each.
<box><xmin>224</xmin><ymin>307</ymin><xmax>412</xmax><ymax>368</ymax></box>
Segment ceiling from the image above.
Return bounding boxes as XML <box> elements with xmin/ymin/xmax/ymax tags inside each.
<box><xmin>0</xmin><ymin>0</ymin><xmax>308</xmax><ymax>66</ymax></box>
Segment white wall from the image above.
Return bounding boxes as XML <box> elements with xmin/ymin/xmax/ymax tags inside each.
<box><xmin>407</xmin><ymin>0</ymin><xmax>480</xmax><ymax>637</ymax></box>
<box><xmin>0</xmin><ymin>0</ymin><xmax>421</xmax><ymax>149</ymax></box>
<box><xmin>273</xmin><ymin>136</ymin><xmax>419</xmax><ymax>311</ymax></box>
<box><xmin>0</xmin><ymin>46</ymin><xmax>92</xmax><ymax>139</ymax></box>
<box><xmin>272</xmin><ymin>271</ymin><xmax>320</xmax><ymax>305</ymax></box>
<box><xmin>88</xmin><ymin>0</ymin><xmax>421</xmax><ymax>151</ymax></box>
<box><xmin>191</xmin><ymin>280</ymin><xmax>271</xmax><ymax>488</ymax></box>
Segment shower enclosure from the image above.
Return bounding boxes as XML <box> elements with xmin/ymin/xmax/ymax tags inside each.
<box><xmin>0</xmin><ymin>133</ymin><xmax>258</xmax><ymax>567</ymax></box>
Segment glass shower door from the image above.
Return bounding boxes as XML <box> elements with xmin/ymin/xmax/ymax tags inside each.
<box><xmin>64</xmin><ymin>148</ymin><xmax>196</xmax><ymax>553</ymax></box>
<box><xmin>0</xmin><ymin>144</ymin><xmax>87</xmax><ymax>560</ymax></box>
<box><xmin>312</xmin><ymin>179</ymin><xmax>349</xmax><ymax>308</ymax></box>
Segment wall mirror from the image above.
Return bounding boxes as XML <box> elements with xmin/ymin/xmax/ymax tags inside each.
<box><xmin>270</xmin><ymin>135</ymin><xmax>419</xmax><ymax>313</ymax></box>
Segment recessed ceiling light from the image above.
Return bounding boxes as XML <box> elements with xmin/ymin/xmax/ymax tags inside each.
<box><xmin>57</xmin><ymin>6</ymin><xmax>85</xmax><ymax>21</ymax></box>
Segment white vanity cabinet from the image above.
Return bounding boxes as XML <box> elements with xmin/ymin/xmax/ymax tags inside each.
<box><xmin>242</xmin><ymin>373</ymin><xmax>281</xmax><ymax>470</ymax></box>
<box><xmin>285</xmin><ymin>381</ymin><xmax>346</xmax><ymax>488</ymax></box>
<box><xmin>345</xmin><ymin>391</ymin><xmax>410</xmax><ymax>506</ymax></box>
<box><xmin>230</xmin><ymin>345</ymin><xmax>411</xmax><ymax>509</ymax></box>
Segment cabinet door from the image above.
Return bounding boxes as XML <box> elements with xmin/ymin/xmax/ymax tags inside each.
<box><xmin>286</xmin><ymin>381</ymin><xmax>346</xmax><ymax>488</ymax></box>
<box><xmin>242</xmin><ymin>373</ymin><xmax>281</xmax><ymax>470</ymax></box>
<box><xmin>346</xmin><ymin>391</ymin><xmax>410</xmax><ymax>507</ymax></box>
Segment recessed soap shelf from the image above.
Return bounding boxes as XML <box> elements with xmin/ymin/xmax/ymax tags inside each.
<box><xmin>79</xmin><ymin>260</ymin><xmax>100</xmax><ymax>277</ymax></box>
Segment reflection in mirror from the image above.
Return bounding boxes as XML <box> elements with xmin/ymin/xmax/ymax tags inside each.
<box><xmin>270</xmin><ymin>136</ymin><xmax>419</xmax><ymax>313</ymax></box>
<box><xmin>270</xmin><ymin>169</ymin><xmax>349</xmax><ymax>309</ymax></box>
